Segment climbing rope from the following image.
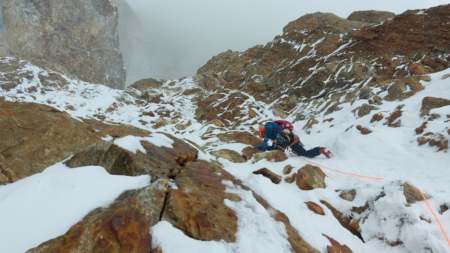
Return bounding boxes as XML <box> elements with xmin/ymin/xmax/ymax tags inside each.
<box><xmin>276</xmin><ymin>145</ymin><xmax>450</xmax><ymax>248</ymax></box>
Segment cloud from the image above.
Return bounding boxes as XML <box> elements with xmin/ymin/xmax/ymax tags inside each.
<box><xmin>120</xmin><ymin>0</ymin><xmax>445</xmax><ymax>85</ymax></box>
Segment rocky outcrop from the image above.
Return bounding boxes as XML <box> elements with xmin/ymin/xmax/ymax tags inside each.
<box><xmin>27</xmin><ymin>179</ymin><xmax>169</xmax><ymax>253</ymax></box>
<box><xmin>65</xmin><ymin>134</ymin><xmax>198</xmax><ymax>182</ymax></box>
<box><xmin>0</xmin><ymin>0</ymin><xmax>125</xmax><ymax>89</ymax></box>
<box><xmin>347</xmin><ymin>10</ymin><xmax>395</xmax><ymax>24</ymax></box>
<box><xmin>296</xmin><ymin>164</ymin><xmax>326</xmax><ymax>190</ymax></box>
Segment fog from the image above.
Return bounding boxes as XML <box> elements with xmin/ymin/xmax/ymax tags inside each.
<box><xmin>118</xmin><ymin>0</ymin><xmax>445</xmax><ymax>85</ymax></box>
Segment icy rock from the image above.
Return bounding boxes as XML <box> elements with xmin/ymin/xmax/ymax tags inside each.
<box><xmin>252</xmin><ymin>150</ymin><xmax>288</xmax><ymax>163</ymax></box>
<box><xmin>211</xmin><ymin>149</ymin><xmax>247</xmax><ymax>163</ymax></box>
<box><xmin>305</xmin><ymin>201</ymin><xmax>325</xmax><ymax>215</ymax></box>
<box><xmin>253</xmin><ymin>168</ymin><xmax>282</xmax><ymax>184</ymax></box>
<box><xmin>296</xmin><ymin>164</ymin><xmax>326</xmax><ymax>190</ymax></box>
<box><xmin>26</xmin><ymin>179</ymin><xmax>170</xmax><ymax>253</ymax></box>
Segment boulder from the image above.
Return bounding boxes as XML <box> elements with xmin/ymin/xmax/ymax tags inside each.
<box><xmin>357</xmin><ymin>104</ymin><xmax>379</xmax><ymax>118</ymax></box>
<box><xmin>253</xmin><ymin>168</ymin><xmax>282</xmax><ymax>184</ymax></box>
<box><xmin>305</xmin><ymin>202</ymin><xmax>325</xmax><ymax>215</ymax></box>
<box><xmin>420</xmin><ymin>97</ymin><xmax>450</xmax><ymax>116</ymax></box>
<box><xmin>296</xmin><ymin>164</ymin><xmax>326</xmax><ymax>190</ymax></box>
<box><xmin>242</xmin><ymin>146</ymin><xmax>261</xmax><ymax>160</ymax></box>
<box><xmin>252</xmin><ymin>150</ymin><xmax>288</xmax><ymax>163</ymax></box>
<box><xmin>347</xmin><ymin>10</ymin><xmax>395</xmax><ymax>24</ymax></box>
<box><xmin>323</xmin><ymin>235</ymin><xmax>354</xmax><ymax>253</ymax></box>
<box><xmin>66</xmin><ymin>133</ymin><xmax>198</xmax><ymax>183</ymax></box>
<box><xmin>370</xmin><ymin>113</ymin><xmax>384</xmax><ymax>123</ymax></box>
<box><xmin>0</xmin><ymin>0</ymin><xmax>125</xmax><ymax>89</ymax></box>
<box><xmin>27</xmin><ymin>179</ymin><xmax>169</xmax><ymax>253</ymax></box>
<box><xmin>356</xmin><ymin>125</ymin><xmax>371</xmax><ymax>135</ymax></box>
<box><xmin>403</xmin><ymin>182</ymin><xmax>424</xmax><ymax>205</ymax></box>
<box><xmin>211</xmin><ymin>149</ymin><xmax>246</xmax><ymax>163</ymax></box>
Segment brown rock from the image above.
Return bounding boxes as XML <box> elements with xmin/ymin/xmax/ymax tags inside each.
<box><xmin>0</xmin><ymin>101</ymin><xmax>100</xmax><ymax>182</ymax></box>
<box><xmin>323</xmin><ymin>235</ymin><xmax>353</xmax><ymax>253</ymax></box>
<box><xmin>429</xmin><ymin>138</ymin><xmax>449</xmax><ymax>151</ymax></box>
<box><xmin>252</xmin><ymin>150</ymin><xmax>288</xmax><ymax>163</ymax></box>
<box><xmin>303</xmin><ymin>117</ymin><xmax>319</xmax><ymax>130</ymax></box>
<box><xmin>296</xmin><ymin>164</ymin><xmax>326</xmax><ymax>190</ymax></box>
<box><xmin>27</xmin><ymin>179</ymin><xmax>169</xmax><ymax>253</ymax></box>
<box><xmin>283</xmin><ymin>12</ymin><xmax>365</xmax><ymax>34</ymax></box>
<box><xmin>356</xmin><ymin>125</ymin><xmax>371</xmax><ymax>135</ymax></box>
<box><xmin>403</xmin><ymin>183</ymin><xmax>423</xmax><ymax>205</ymax></box>
<box><xmin>347</xmin><ymin>10</ymin><xmax>394</xmax><ymax>24</ymax></box>
<box><xmin>351</xmin><ymin>202</ymin><xmax>370</xmax><ymax>214</ymax></box>
<box><xmin>242</xmin><ymin>146</ymin><xmax>261</xmax><ymax>160</ymax></box>
<box><xmin>66</xmin><ymin>133</ymin><xmax>198</xmax><ymax>183</ymax></box>
<box><xmin>305</xmin><ymin>201</ymin><xmax>325</xmax><ymax>215</ymax></box>
<box><xmin>358</xmin><ymin>104</ymin><xmax>379</xmax><ymax>118</ymax></box>
<box><xmin>440</xmin><ymin>204</ymin><xmax>449</xmax><ymax>215</ymax></box>
<box><xmin>283</xmin><ymin>164</ymin><xmax>293</xmax><ymax>175</ymax></box>
<box><xmin>320</xmin><ymin>200</ymin><xmax>364</xmax><ymax>242</ymax></box>
<box><xmin>284</xmin><ymin>173</ymin><xmax>297</xmax><ymax>184</ymax></box>
<box><xmin>415</xmin><ymin>122</ymin><xmax>427</xmax><ymax>135</ymax></box>
<box><xmin>349</xmin><ymin>218</ymin><xmax>361</xmax><ymax>233</ymax></box>
<box><xmin>384</xmin><ymin>110</ymin><xmax>402</xmax><ymax>127</ymax></box>
<box><xmin>217</xmin><ymin>131</ymin><xmax>263</xmax><ymax>146</ymax></box>
<box><xmin>370</xmin><ymin>113</ymin><xmax>384</xmax><ymax>123</ymax></box>
<box><xmin>211</xmin><ymin>149</ymin><xmax>246</xmax><ymax>163</ymax></box>
<box><xmin>420</xmin><ymin>97</ymin><xmax>450</xmax><ymax>116</ymax></box>
<box><xmin>339</xmin><ymin>189</ymin><xmax>357</xmax><ymax>202</ymax></box>
<box><xmin>417</xmin><ymin>137</ymin><xmax>428</xmax><ymax>146</ymax></box>
<box><xmin>253</xmin><ymin>168</ymin><xmax>282</xmax><ymax>184</ymax></box>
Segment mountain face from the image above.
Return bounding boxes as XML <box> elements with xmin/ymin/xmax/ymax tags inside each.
<box><xmin>0</xmin><ymin>4</ymin><xmax>450</xmax><ymax>253</ymax></box>
<box><xmin>0</xmin><ymin>0</ymin><xmax>125</xmax><ymax>89</ymax></box>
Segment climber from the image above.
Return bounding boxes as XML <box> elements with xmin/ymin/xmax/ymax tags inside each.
<box><xmin>255</xmin><ymin>120</ymin><xmax>333</xmax><ymax>158</ymax></box>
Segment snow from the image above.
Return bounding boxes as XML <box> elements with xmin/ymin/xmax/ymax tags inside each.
<box><xmin>0</xmin><ymin>163</ymin><xmax>150</xmax><ymax>253</ymax></box>
<box><xmin>1</xmin><ymin>58</ymin><xmax>449</xmax><ymax>252</ymax></box>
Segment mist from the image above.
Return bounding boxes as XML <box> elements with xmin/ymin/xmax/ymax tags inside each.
<box><xmin>117</xmin><ymin>0</ymin><xmax>446</xmax><ymax>86</ymax></box>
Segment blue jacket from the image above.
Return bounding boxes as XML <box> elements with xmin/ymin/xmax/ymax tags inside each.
<box><xmin>262</xmin><ymin>122</ymin><xmax>283</xmax><ymax>148</ymax></box>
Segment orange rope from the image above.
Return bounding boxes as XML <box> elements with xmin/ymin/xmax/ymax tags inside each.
<box><xmin>416</xmin><ymin>187</ymin><xmax>450</xmax><ymax>248</ymax></box>
<box><xmin>276</xmin><ymin>145</ymin><xmax>450</xmax><ymax>248</ymax></box>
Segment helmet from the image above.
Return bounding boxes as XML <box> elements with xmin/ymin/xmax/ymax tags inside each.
<box><xmin>258</xmin><ymin>127</ymin><xmax>265</xmax><ymax>138</ymax></box>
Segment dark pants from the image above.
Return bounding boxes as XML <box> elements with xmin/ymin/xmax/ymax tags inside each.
<box><xmin>275</xmin><ymin>142</ymin><xmax>321</xmax><ymax>158</ymax></box>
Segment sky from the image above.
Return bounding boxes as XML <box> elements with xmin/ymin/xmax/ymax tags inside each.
<box><xmin>121</xmin><ymin>0</ymin><xmax>446</xmax><ymax>84</ymax></box>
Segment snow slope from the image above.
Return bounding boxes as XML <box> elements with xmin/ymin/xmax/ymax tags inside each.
<box><xmin>0</xmin><ymin>58</ymin><xmax>449</xmax><ymax>252</ymax></box>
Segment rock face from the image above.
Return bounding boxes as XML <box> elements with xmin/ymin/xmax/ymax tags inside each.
<box><xmin>0</xmin><ymin>0</ymin><xmax>125</xmax><ymax>89</ymax></box>
<box><xmin>27</xmin><ymin>179</ymin><xmax>169</xmax><ymax>253</ymax></box>
<box><xmin>0</xmin><ymin>101</ymin><xmax>100</xmax><ymax>183</ymax></box>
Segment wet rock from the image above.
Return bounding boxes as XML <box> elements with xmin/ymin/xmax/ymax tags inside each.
<box><xmin>420</xmin><ymin>97</ymin><xmax>450</xmax><ymax>117</ymax></box>
<box><xmin>283</xmin><ymin>164</ymin><xmax>294</xmax><ymax>175</ymax></box>
<box><xmin>339</xmin><ymin>189</ymin><xmax>357</xmax><ymax>202</ymax></box>
<box><xmin>347</xmin><ymin>10</ymin><xmax>394</xmax><ymax>24</ymax></box>
<box><xmin>323</xmin><ymin>235</ymin><xmax>353</xmax><ymax>253</ymax></box>
<box><xmin>66</xmin><ymin>133</ymin><xmax>198</xmax><ymax>182</ymax></box>
<box><xmin>253</xmin><ymin>168</ymin><xmax>282</xmax><ymax>184</ymax></box>
<box><xmin>252</xmin><ymin>150</ymin><xmax>288</xmax><ymax>163</ymax></box>
<box><xmin>211</xmin><ymin>149</ymin><xmax>246</xmax><ymax>163</ymax></box>
<box><xmin>320</xmin><ymin>200</ymin><xmax>364</xmax><ymax>242</ymax></box>
<box><xmin>403</xmin><ymin>183</ymin><xmax>424</xmax><ymax>205</ymax></box>
<box><xmin>305</xmin><ymin>202</ymin><xmax>325</xmax><ymax>215</ymax></box>
<box><xmin>242</xmin><ymin>146</ymin><xmax>262</xmax><ymax>160</ymax></box>
<box><xmin>296</xmin><ymin>164</ymin><xmax>326</xmax><ymax>190</ymax></box>
<box><xmin>27</xmin><ymin>179</ymin><xmax>169</xmax><ymax>253</ymax></box>
<box><xmin>356</xmin><ymin>125</ymin><xmax>371</xmax><ymax>135</ymax></box>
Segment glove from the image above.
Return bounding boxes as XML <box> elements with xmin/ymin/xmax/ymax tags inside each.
<box><xmin>262</xmin><ymin>140</ymin><xmax>268</xmax><ymax>149</ymax></box>
<box><xmin>255</xmin><ymin>145</ymin><xmax>265</xmax><ymax>151</ymax></box>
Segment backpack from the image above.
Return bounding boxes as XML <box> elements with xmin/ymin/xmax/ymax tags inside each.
<box><xmin>273</xmin><ymin>120</ymin><xmax>294</xmax><ymax>132</ymax></box>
